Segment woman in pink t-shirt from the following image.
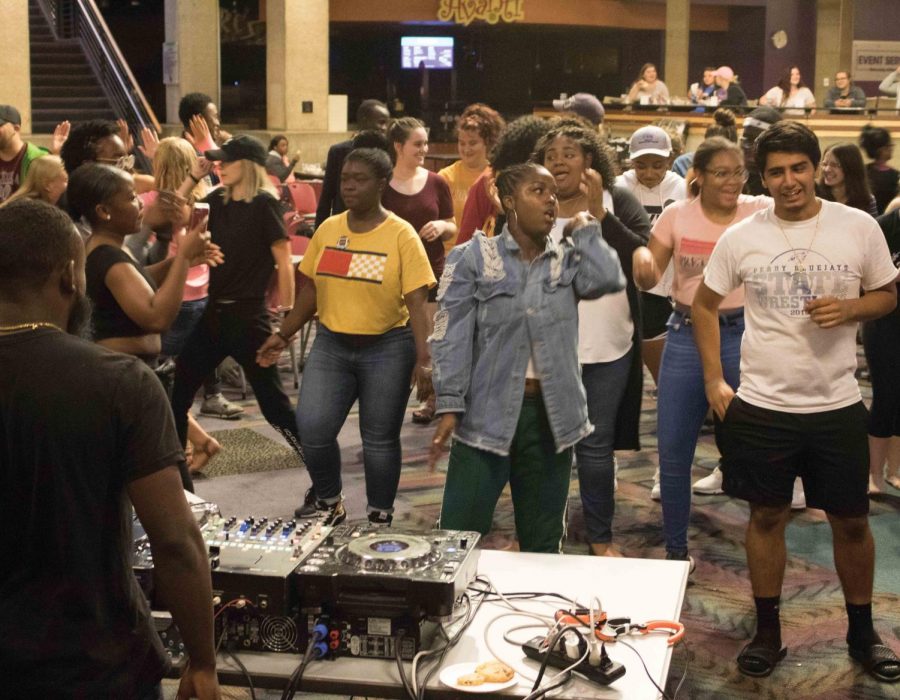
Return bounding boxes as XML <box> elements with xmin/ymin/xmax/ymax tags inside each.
<box><xmin>632</xmin><ymin>137</ymin><xmax>769</xmax><ymax>566</ymax></box>
<box><xmin>141</xmin><ymin>137</ymin><xmax>223</xmax><ymax>473</ymax></box>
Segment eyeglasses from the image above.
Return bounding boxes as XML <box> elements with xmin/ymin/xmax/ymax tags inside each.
<box><xmin>96</xmin><ymin>154</ymin><xmax>135</xmax><ymax>172</ymax></box>
<box><xmin>704</xmin><ymin>167</ymin><xmax>749</xmax><ymax>183</ymax></box>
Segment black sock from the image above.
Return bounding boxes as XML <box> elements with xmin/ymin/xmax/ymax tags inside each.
<box><xmin>752</xmin><ymin>596</ymin><xmax>781</xmax><ymax>648</ymax></box>
<box><xmin>846</xmin><ymin>602</ymin><xmax>881</xmax><ymax>649</ymax></box>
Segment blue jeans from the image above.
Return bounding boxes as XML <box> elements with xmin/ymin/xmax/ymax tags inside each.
<box><xmin>296</xmin><ymin>325</ymin><xmax>415</xmax><ymax>513</ymax></box>
<box><xmin>576</xmin><ymin>348</ymin><xmax>633</xmax><ymax>544</ymax></box>
<box><xmin>657</xmin><ymin>310</ymin><xmax>743</xmax><ymax>555</ymax></box>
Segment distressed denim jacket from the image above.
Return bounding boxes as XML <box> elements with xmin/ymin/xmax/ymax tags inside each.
<box><xmin>431</xmin><ymin>223</ymin><xmax>626</xmax><ymax>455</ymax></box>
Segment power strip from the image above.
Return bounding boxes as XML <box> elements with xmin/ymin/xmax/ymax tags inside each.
<box><xmin>522</xmin><ymin>636</ymin><xmax>626</xmax><ymax>685</ymax></box>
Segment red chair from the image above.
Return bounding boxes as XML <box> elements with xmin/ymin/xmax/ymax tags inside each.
<box><xmin>287</xmin><ymin>181</ymin><xmax>317</xmax><ymax>214</ymax></box>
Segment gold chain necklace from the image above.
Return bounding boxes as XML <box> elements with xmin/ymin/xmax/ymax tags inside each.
<box><xmin>0</xmin><ymin>321</ymin><xmax>63</xmax><ymax>334</ymax></box>
<box><xmin>773</xmin><ymin>204</ymin><xmax>821</xmax><ymax>295</ymax></box>
<box><xmin>774</xmin><ymin>205</ymin><xmax>821</xmax><ymax>267</ymax></box>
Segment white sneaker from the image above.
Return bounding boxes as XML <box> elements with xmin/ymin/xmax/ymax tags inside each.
<box><xmin>650</xmin><ymin>468</ymin><xmax>661</xmax><ymax>501</ymax></box>
<box><xmin>791</xmin><ymin>478</ymin><xmax>806</xmax><ymax>510</ymax></box>
<box><xmin>693</xmin><ymin>466</ymin><xmax>724</xmax><ymax>495</ymax></box>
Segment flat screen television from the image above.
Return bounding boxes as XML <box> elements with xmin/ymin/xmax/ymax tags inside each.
<box><xmin>401</xmin><ymin>36</ymin><xmax>454</xmax><ymax>70</ymax></box>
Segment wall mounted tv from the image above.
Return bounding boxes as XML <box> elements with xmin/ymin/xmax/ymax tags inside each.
<box><xmin>401</xmin><ymin>36</ymin><xmax>454</xmax><ymax>70</ymax></box>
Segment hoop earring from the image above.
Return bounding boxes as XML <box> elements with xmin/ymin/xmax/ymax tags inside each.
<box><xmin>508</xmin><ymin>209</ymin><xmax>518</xmax><ymax>230</ymax></box>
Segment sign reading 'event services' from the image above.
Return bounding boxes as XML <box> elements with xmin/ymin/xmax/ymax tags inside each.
<box><xmin>437</xmin><ymin>0</ymin><xmax>525</xmax><ymax>26</ymax></box>
<box><xmin>851</xmin><ymin>40</ymin><xmax>900</xmax><ymax>81</ymax></box>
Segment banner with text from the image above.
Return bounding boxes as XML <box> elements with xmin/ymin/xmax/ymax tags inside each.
<box><xmin>852</xmin><ymin>41</ymin><xmax>900</xmax><ymax>81</ymax></box>
<box><xmin>437</xmin><ymin>0</ymin><xmax>525</xmax><ymax>26</ymax></box>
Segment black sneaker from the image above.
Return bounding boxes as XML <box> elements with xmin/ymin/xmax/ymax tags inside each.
<box><xmin>666</xmin><ymin>550</ymin><xmax>696</xmax><ymax>575</ymax></box>
<box><xmin>294</xmin><ymin>488</ymin><xmax>347</xmax><ymax>526</ymax></box>
<box><xmin>368</xmin><ymin>510</ymin><xmax>393</xmax><ymax>526</ymax></box>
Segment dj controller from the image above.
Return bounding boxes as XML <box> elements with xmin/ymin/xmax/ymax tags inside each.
<box><xmin>133</xmin><ymin>499</ymin><xmax>480</xmax><ymax>661</ymax></box>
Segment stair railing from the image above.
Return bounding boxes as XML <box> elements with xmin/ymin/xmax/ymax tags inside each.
<box><xmin>35</xmin><ymin>0</ymin><xmax>161</xmax><ymax>171</ymax></box>
<box><xmin>34</xmin><ymin>0</ymin><xmax>74</xmax><ymax>39</ymax></box>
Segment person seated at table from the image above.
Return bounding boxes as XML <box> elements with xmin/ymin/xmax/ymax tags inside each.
<box><xmin>627</xmin><ymin>63</ymin><xmax>670</xmax><ymax>105</ymax></box>
<box><xmin>266</xmin><ymin>134</ymin><xmax>301</xmax><ymax>183</ymax></box>
<box><xmin>438</xmin><ymin>103</ymin><xmax>506</xmax><ymax>254</ymax></box>
<box><xmin>824</xmin><ymin>71</ymin><xmax>867</xmax><ymax>110</ymax></box>
<box><xmin>257</xmin><ymin>147</ymin><xmax>435</xmax><ymax>526</ymax></box>
<box><xmin>713</xmin><ymin>66</ymin><xmax>748</xmax><ymax>110</ymax></box>
<box><xmin>878</xmin><ymin>66</ymin><xmax>900</xmax><ymax>111</ymax></box>
<box><xmin>759</xmin><ymin>66</ymin><xmax>815</xmax><ymax>116</ymax></box>
<box><xmin>689</xmin><ymin>67</ymin><xmax>717</xmax><ymax>106</ymax></box>
<box><xmin>859</xmin><ymin>125</ymin><xmax>899</xmax><ymax>215</ymax></box>
<box><xmin>818</xmin><ymin>143</ymin><xmax>879</xmax><ymax>217</ymax></box>
<box><xmin>428</xmin><ymin>162</ymin><xmax>626</xmax><ymax>553</ymax></box>
<box><xmin>0</xmin><ymin>154</ymin><xmax>68</xmax><ymax>208</ymax></box>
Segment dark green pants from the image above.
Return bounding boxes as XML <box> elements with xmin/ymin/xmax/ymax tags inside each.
<box><xmin>438</xmin><ymin>396</ymin><xmax>573</xmax><ymax>553</ymax></box>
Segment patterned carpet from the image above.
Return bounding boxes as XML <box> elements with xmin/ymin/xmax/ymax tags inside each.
<box><xmin>191</xmin><ymin>362</ymin><xmax>900</xmax><ymax>699</ymax></box>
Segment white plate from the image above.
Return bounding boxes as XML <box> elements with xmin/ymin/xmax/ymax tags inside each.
<box><xmin>439</xmin><ymin>662</ymin><xmax>520</xmax><ymax>693</ymax></box>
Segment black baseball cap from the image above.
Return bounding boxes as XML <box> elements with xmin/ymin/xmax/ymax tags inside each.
<box><xmin>0</xmin><ymin>105</ymin><xmax>22</xmax><ymax>127</ymax></box>
<box><xmin>205</xmin><ymin>134</ymin><xmax>267</xmax><ymax>165</ymax></box>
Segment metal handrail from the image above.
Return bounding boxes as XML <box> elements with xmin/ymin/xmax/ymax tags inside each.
<box><xmin>71</xmin><ymin>0</ymin><xmax>161</xmax><ymax>172</ymax></box>
<box><xmin>34</xmin><ymin>0</ymin><xmax>74</xmax><ymax>39</ymax></box>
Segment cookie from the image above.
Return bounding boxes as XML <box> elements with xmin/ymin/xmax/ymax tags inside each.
<box><xmin>475</xmin><ymin>660</ymin><xmax>514</xmax><ymax>683</ymax></box>
<box><xmin>457</xmin><ymin>672</ymin><xmax>485</xmax><ymax>686</ymax></box>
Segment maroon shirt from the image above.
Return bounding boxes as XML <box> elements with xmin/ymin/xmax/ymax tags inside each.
<box><xmin>0</xmin><ymin>145</ymin><xmax>26</xmax><ymax>204</ymax></box>
<box><xmin>382</xmin><ymin>170</ymin><xmax>454</xmax><ymax>278</ymax></box>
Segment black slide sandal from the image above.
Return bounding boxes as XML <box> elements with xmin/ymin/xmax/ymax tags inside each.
<box><xmin>737</xmin><ymin>642</ymin><xmax>787</xmax><ymax>677</ymax></box>
<box><xmin>849</xmin><ymin>643</ymin><xmax>900</xmax><ymax>683</ymax></box>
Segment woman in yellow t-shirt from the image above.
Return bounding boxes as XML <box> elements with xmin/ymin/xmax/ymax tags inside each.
<box><xmin>257</xmin><ymin>147</ymin><xmax>436</xmax><ymax>525</ymax></box>
<box><xmin>438</xmin><ymin>103</ymin><xmax>506</xmax><ymax>254</ymax></box>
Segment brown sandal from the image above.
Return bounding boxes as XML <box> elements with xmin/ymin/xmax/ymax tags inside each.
<box><xmin>189</xmin><ymin>436</ymin><xmax>221</xmax><ymax>474</ymax></box>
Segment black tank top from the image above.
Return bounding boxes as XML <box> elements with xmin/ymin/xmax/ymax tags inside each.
<box><xmin>85</xmin><ymin>244</ymin><xmax>158</xmax><ymax>340</ymax></box>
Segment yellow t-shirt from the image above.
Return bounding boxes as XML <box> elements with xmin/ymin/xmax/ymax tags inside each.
<box><xmin>438</xmin><ymin>160</ymin><xmax>485</xmax><ymax>254</ymax></box>
<box><xmin>300</xmin><ymin>211</ymin><xmax>436</xmax><ymax>335</ymax></box>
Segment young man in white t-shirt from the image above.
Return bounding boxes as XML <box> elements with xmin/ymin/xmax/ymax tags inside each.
<box><xmin>692</xmin><ymin>122</ymin><xmax>900</xmax><ymax>683</ymax></box>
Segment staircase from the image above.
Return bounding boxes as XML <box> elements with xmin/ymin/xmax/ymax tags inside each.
<box><xmin>29</xmin><ymin>0</ymin><xmax>115</xmax><ymax>133</ymax></box>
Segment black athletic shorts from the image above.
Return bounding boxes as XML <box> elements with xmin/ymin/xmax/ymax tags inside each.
<box><xmin>640</xmin><ymin>291</ymin><xmax>673</xmax><ymax>340</ymax></box>
<box><xmin>717</xmin><ymin>397</ymin><xmax>870</xmax><ymax>517</ymax></box>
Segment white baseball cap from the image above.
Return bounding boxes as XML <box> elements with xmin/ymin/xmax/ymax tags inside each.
<box><xmin>629</xmin><ymin>126</ymin><xmax>672</xmax><ymax>159</ymax></box>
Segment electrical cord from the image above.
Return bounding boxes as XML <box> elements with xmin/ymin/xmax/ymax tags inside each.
<box><xmin>280</xmin><ymin>620</ymin><xmax>326</xmax><ymax>700</ymax></box>
<box><xmin>616</xmin><ymin>638</ymin><xmax>690</xmax><ymax>700</ymax></box>
<box><xmin>224</xmin><ymin>648</ymin><xmax>258</xmax><ymax>700</ymax></box>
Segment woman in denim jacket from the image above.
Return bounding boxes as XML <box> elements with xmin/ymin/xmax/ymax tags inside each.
<box><xmin>428</xmin><ymin>162</ymin><xmax>626</xmax><ymax>552</ymax></box>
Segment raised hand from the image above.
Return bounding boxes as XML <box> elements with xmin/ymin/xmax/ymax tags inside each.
<box><xmin>50</xmin><ymin>121</ymin><xmax>70</xmax><ymax>154</ymax></box>
<box><xmin>138</xmin><ymin>126</ymin><xmax>160</xmax><ymax>161</ymax></box>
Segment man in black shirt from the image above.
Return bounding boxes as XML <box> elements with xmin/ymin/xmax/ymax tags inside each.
<box><xmin>0</xmin><ymin>199</ymin><xmax>220</xmax><ymax>699</ymax></box>
<box><xmin>314</xmin><ymin>99</ymin><xmax>390</xmax><ymax>229</ymax></box>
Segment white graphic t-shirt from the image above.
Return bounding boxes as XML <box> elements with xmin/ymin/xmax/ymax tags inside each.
<box><xmin>551</xmin><ymin>190</ymin><xmax>634</xmax><ymax>364</ymax></box>
<box><xmin>704</xmin><ymin>199</ymin><xmax>897</xmax><ymax>413</ymax></box>
<box><xmin>616</xmin><ymin>169</ymin><xmax>686</xmax><ymax>297</ymax></box>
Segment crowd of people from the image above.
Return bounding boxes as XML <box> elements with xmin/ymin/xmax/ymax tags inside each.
<box><xmin>619</xmin><ymin>63</ymin><xmax>900</xmax><ymax>115</ymax></box>
<box><xmin>2</xmin><ymin>62</ymin><xmax>900</xmax><ymax>695</ymax></box>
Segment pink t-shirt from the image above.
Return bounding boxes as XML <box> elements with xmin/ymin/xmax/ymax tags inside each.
<box><xmin>140</xmin><ymin>190</ymin><xmax>209</xmax><ymax>302</ymax></box>
<box><xmin>651</xmin><ymin>195</ymin><xmax>769</xmax><ymax>309</ymax></box>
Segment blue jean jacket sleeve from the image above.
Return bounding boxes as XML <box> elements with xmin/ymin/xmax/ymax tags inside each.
<box><xmin>568</xmin><ymin>222</ymin><xmax>627</xmax><ymax>301</ymax></box>
<box><xmin>431</xmin><ymin>242</ymin><xmax>478</xmax><ymax>414</ymax></box>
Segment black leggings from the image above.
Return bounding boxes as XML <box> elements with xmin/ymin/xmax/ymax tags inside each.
<box><xmin>171</xmin><ymin>300</ymin><xmax>303</xmax><ymax>459</ymax></box>
<box><xmin>863</xmin><ymin>313</ymin><xmax>900</xmax><ymax>437</ymax></box>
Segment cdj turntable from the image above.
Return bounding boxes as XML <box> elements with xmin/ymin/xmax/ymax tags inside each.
<box><xmin>296</xmin><ymin>522</ymin><xmax>480</xmax><ymax>660</ymax></box>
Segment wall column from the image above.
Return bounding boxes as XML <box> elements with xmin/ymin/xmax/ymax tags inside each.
<box><xmin>814</xmin><ymin>0</ymin><xmax>854</xmax><ymax>103</ymax></box>
<box><xmin>267</xmin><ymin>0</ymin><xmax>329</xmax><ymax>131</ymax></box>
<box><xmin>164</xmin><ymin>0</ymin><xmax>220</xmax><ymax>127</ymax></box>
<box><xmin>664</xmin><ymin>0</ymin><xmax>690</xmax><ymax>98</ymax></box>
<box><xmin>0</xmin><ymin>1</ymin><xmax>32</xmax><ymax>133</ymax></box>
